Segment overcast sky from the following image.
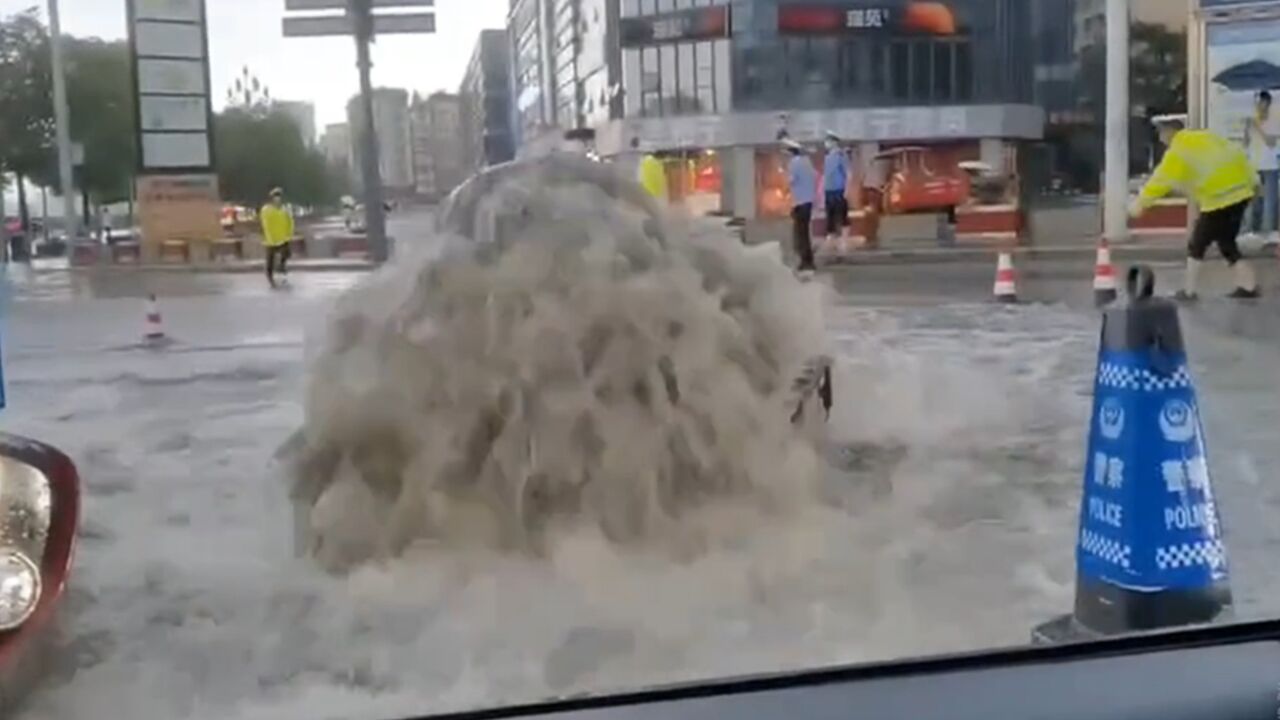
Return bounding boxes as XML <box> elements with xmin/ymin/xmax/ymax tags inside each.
<box><xmin>0</xmin><ymin>0</ymin><xmax>508</xmax><ymax>129</ymax></box>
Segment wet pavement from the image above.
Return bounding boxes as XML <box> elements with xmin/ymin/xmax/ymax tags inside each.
<box><xmin>3</xmin><ymin>248</ymin><xmax>1280</xmax><ymax>720</ymax></box>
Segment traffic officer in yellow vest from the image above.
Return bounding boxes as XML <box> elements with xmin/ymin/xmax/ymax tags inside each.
<box><xmin>1129</xmin><ymin>114</ymin><xmax>1261</xmax><ymax>300</ymax></box>
<box><xmin>632</xmin><ymin>137</ymin><xmax>668</xmax><ymax>203</ymax></box>
<box><xmin>260</xmin><ymin>187</ymin><xmax>295</xmax><ymax>288</ymax></box>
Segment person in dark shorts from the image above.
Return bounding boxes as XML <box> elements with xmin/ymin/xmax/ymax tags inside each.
<box><xmin>822</xmin><ymin>131</ymin><xmax>849</xmax><ymax>242</ymax></box>
<box><xmin>1130</xmin><ymin>114</ymin><xmax>1261</xmax><ymax>300</ymax></box>
<box><xmin>785</xmin><ymin>138</ymin><xmax>818</xmax><ymax>275</ymax></box>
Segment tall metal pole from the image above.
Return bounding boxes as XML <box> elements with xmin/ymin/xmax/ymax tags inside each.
<box><xmin>352</xmin><ymin>1</ymin><xmax>388</xmax><ymax>263</ymax></box>
<box><xmin>1104</xmin><ymin>0</ymin><xmax>1131</xmax><ymax>244</ymax></box>
<box><xmin>1185</xmin><ymin>0</ymin><xmax>1203</xmax><ymax>236</ymax></box>
<box><xmin>46</xmin><ymin>0</ymin><xmax>79</xmax><ymax>242</ymax></box>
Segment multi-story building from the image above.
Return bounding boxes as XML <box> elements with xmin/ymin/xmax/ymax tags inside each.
<box><xmin>410</xmin><ymin>92</ymin><xmax>468</xmax><ymax>200</ymax></box>
<box><xmin>508</xmin><ymin>0</ymin><xmax>621</xmax><ymax>155</ymax></box>
<box><xmin>275</xmin><ymin>100</ymin><xmax>317</xmax><ymax>146</ymax></box>
<box><xmin>510</xmin><ymin>0</ymin><xmax>555</xmax><ymax>152</ymax></box>
<box><xmin>593</xmin><ymin>0</ymin><xmax>1044</xmax><ymax>218</ymax></box>
<box><xmin>346</xmin><ymin>88</ymin><xmax>414</xmax><ymax>196</ymax></box>
<box><xmin>320</xmin><ymin>122</ymin><xmax>354</xmax><ymax>190</ymax></box>
<box><xmin>460</xmin><ymin>29</ymin><xmax>516</xmax><ymax>171</ymax></box>
<box><xmin>321</xmin><ymin>123</ymin><xmax>350</xmax><ymax>166</ymax></box>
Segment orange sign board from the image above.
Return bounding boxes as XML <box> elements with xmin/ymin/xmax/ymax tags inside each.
<box><xmin>136</xmin><ymin>174</ymin><xmax>222</xmax><ymax>245</ymax></box>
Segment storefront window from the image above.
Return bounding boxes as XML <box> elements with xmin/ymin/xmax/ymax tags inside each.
<box><xmin>890</xmin><ymin>41</ymin><xmax>909</xmax><ymax>100</ymax></box>
<box><xmin>933</xmin><ymin>41</ymin><xmax>953</xmax><ymax>101</ymax></box>
<box><xmin>695</xmin><ymin>42</ymin><xmax>715</xmax><ymax>110</ymax></box>
<box><xmin>731</xmin><ymin>0</ymin><xmax>1021</xmax><ymax>110</ymax></box>
<box><xmin>665</xmin><ymin>150</ymin><xmax>722</xmax><ymax>214</ymax></box>
<box><xmin>911</xmin><ymin>41</ymin><xmax>931</xmax><ymax>102</ymax></box>
<box><xmin>955</xmin><ymin>41</ymin><xmax>972</xmax><ymax>101</ymax></box>
<box><xmin>755</xmin><ymin>148</ymin><xmax>797</xmax><ymax>219</ymax></box>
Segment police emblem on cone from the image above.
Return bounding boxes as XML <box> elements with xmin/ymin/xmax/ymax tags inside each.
<box><xmin>992</xmin><ymin>251</ymin><xmax>1018</xmax><ymax>303</ymax></box>
<box><xmin>1034</xmin><ymin>266</ymin><xmax>1232</xmax><ymax>644</ymax></box>
<box><xmin>1093</xmin><ymin>238</ymin><xmax>1118</xmax><ymax>306</ymax></box>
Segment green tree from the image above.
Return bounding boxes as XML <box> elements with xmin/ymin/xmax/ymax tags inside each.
<box><xmin>0</xmin><ymin>9</ymin><xmax>54</xmax><ymax>232</ymax></box>
<box><xmin>1080</xmin><ymin>22</ymin><xmax>1188</xmax><ymax>118</ymax></box>
<box><xmin>65</xmin><ymin>37</ymin><xmax>135</xmax><ymax>207</ymax></box>
<box><xmin>214</xmin><ymin>106</ymin><xmax>335</xmax><ymax>209</ymax></box>
<box><xmin>1078</xmin><ymin>21</ymin><xmax>1187</xmax><ymax>177</ymax></box>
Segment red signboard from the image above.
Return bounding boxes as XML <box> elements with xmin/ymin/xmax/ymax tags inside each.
<box><xmin>620</xmin><ymin>6</ymin><xmax>730</xmax><ymax>47</ymax></box>
<box><xmin>778</xmin><ymin>2</ymin><xmax>958</xmax><ymax>35</ymax></box>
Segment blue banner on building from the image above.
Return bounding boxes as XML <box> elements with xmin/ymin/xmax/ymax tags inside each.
<box><xmin>1078</xmin><ymin>349</ymin><xmax>1228</xmax><ymax>592</ymax></box>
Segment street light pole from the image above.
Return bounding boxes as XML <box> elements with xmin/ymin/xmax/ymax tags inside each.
<box><xmin>46</xmin><ymin>0</ymin><xmax>79</xmax><ymax>242</ymax></box>
<box><xmin>351</xmin><ymin>0</ymin><xmax>388</xmax><ymax>263</ymax></box>
<box><xmin>1104</xmin><ymin>0</ymin><xmax>1131</xmax><ymax>244</ymax></box>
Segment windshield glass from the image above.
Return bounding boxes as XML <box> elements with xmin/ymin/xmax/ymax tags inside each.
<box><xmin>1</xmin><ymin>0</ymin><xmax>1277</xmax><ymax>719</ymax></box>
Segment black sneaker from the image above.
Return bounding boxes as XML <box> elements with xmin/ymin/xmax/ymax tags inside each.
<box><xmin>1228</xmin><ymin>287</ymin><xmax>1261</xmax><ymax>299</ymax></box>
<box><xmin>1173</xmin><ymin>290</ymin><xmax>1199</xmax><ymax>302</ymax></box>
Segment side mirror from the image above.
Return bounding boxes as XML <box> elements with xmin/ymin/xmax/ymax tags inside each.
<box><xmin>0</xmin><ymin>434</ymin><xmax>80</xmax><ymax>704</ymax></box>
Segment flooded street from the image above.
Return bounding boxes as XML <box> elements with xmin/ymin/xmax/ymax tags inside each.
<box><xmin>4</xmin><ymin>251</ymin><xmax>1280</xmax><ymax>720</ymax></box>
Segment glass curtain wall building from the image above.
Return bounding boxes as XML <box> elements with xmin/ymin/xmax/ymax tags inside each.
<box><xmin>594</xmin><ymin>0</ymin><xmax>1050</xmax><ymax>219</ymax></box>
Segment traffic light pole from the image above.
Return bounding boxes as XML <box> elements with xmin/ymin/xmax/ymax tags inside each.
<box><xmin>352</xmin><ymin>1</ymin><xmax>389</xmax><ymax>263</ymax></box>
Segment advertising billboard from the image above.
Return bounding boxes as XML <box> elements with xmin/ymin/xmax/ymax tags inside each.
<box><xmin>135</xmin><ymin>174</ymin><xmax>222</xmax><ymax>245</ymax></box>
<box><xmin>778</xmin><ymin>1</ymin><xmax>962</xmax><ymax>36</ymax></box>
<box><xmin>127</xmin><ymin>0</ymin><xmax>215</xmax><ymax>173</ymax></box>
<box><xmin>618</xmin><ymin>6</ymin><xmax>730</xmax><ymax>47</ymax></box>
<box><xmin>1205</xmin><ymin>18</ymin><xmax>1280</xmax><ymax>141</ymax></box>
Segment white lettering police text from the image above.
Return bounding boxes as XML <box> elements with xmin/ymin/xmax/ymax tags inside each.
<box><xmin>1089</xmin><ymin>497</ymin><xmax>1124</xmax><ymax>529</ymax></box>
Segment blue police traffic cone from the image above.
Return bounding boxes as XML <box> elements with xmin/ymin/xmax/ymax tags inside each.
<box><xmin>1034</xmin><ymin>266</ymin><xmax>1231</xmax><ymax>643</ymax></box>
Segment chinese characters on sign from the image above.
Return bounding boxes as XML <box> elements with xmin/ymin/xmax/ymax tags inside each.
<box><xmin>1089</xmin><ymin>451</ymin><xmax>1125</xmax><ymax>530</ymax></box>
<box><xmin>845</xmin><ymin>8</ymin><xmax>889</xmax><ymax>29</ymax></box>
<box><xmin>136</xmin><ymin>174</ymin><xmax>222</xmax><ymax>249</ymax></box>
<box><xmin>1161</xmin><ymin>456</ymin><xmax>1216</xmax><ymax>534</ymax></box>
<box><xmin>1093</xmin><ymin>452</ymin><xmax>1126</xmax><ymax>490</ymax></box>
<box><xmin>619</xmin><ymin>6</ymin><xmax>730</xmax><ymax>48</ymax></box>
<box><xmin>651</xmin><ymin>17</ymin><xmax>683</xmax><ymax>40</ymax></box>
<box><xmin>1161</xmin><ymin>458</ymin><xmax>1210</xmax><ymax>495</ymax></box>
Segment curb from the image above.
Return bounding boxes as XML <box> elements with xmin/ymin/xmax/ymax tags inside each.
<box><xmin>34</xmin><ymin>261</ymin><xmax>377</xmax><ymax>275</ymax></box>
<box><xmin>816</xmin><ymin>243</ymin><xmax>1191</xmax><ymax>267</ymax></box>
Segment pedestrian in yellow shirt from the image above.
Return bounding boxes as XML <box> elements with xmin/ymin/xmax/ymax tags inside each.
<box><xmin>260</xmin><ymin>187</ymin><xmax>295</xmax><ymax>287</ymax></box>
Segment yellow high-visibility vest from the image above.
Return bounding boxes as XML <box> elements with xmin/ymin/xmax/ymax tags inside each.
<box><xmin>1138</xmin><ymin>129</ymin><xmax>1258</xmax><ymax>213</ymax></box>
<box><xmin>638</xmin><ymin>154</ymin><xmax>668</xmax><ymax>201</ymax></box>
<box><xmin>260</xmin><ymin>204</ymin><xmax>295</xmax><ymax>247</ymax></box>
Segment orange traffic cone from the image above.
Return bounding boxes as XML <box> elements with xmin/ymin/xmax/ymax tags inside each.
<box><xmin>1093</xmin><ymin>238</ymin><xmax>1118</xmax><ymax>306</ymax></box>
<box><xmin>992</xmin><ymin>251</ymin><xmax>1018</xmax><ymax>303</ymax></box>
<box><xmin>144</xmin><ymin>294</ymin><xmax>166</xmax><ymax>342</ymax></box>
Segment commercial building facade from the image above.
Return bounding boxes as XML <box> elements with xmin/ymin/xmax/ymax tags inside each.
<box><xmin>584</xmin><ymin>0</ymin><xmax>1046</xmax><ymax>219</ymax></box>
<box><xmin>507</xmin><ymin>0</ymin><xmax>622</xmax><ymax>155</ymax></box>
<box><xmin>321</xmin><ymin>123</ymin><xmax>351</xmax><ymax>168</ymax></box>
<box><xmin>410</xmin><ymin>92</ymin><xmax>468</xmax><ymax>200</ymax></box>
<box><xmin>460</xmin><ymin>29</ymin><xmax>517</xmax><ymax>171</ymax></box>
<box><xmin>346</xmin><ymin>88</ymin><xmax>414</xmax><ymax>196</ymax></box>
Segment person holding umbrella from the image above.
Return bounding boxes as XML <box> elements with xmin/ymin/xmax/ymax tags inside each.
<box><xmin>1130</xmin><ymin>114</ymin><xmax>1261</xmax><ymax>300</ymax></box>
<box><xmin>1242</xmin><ymin>90</ymin><xmax>1280</xmax><ymax>247</ymax></box>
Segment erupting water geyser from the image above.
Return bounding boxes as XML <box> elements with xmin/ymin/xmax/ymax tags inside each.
<box><xmin>279</xmin><ymin>154</ymin><xmax>832</xmax><ymax>572</ymax></box>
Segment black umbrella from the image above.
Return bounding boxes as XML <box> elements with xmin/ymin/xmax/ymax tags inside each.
<box><xmin>1212</xmin><ymin>59</ymin><xmax>1280</xmax><ymax>92</ymax></box>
